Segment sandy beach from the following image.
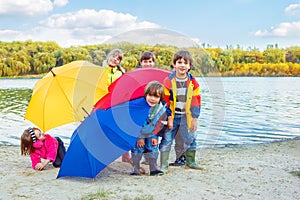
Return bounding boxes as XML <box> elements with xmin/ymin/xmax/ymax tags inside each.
<box><xmin>0</xmin><ymin>139</ymin><xmax>299</xmax><ymax>200</ymax></box>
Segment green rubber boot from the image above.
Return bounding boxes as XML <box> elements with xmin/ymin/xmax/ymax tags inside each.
<box><xmin>185</xmin><ymin>151</ymin><xmax>204</xmax><ymax>170</ymax></box>
<box><xmin>160</xmin><ymin>151</ymin><xmax>170</xmax><ymax>173</ymax></box>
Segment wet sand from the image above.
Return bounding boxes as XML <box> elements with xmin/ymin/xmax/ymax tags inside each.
<box><xmin>0</xmin><ymin>139</ymin><xmax>299</xmax><ymax>200</ymax></box>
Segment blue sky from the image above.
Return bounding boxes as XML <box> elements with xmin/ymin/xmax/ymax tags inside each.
<box><xmin>0</xmin><ymin>0</ymin><xmax>299</xmax><ymax>51</ymax></box>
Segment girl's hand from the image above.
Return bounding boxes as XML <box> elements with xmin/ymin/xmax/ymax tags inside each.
<box><xmin>35</xmin><ymin>159</ymin><xmax>51</xmax><ymax>170</ymax></box>
<box><xmin>151</xmin><ymin>138</ymin><xmax>158</xmax><ymax>146</ymax></box>
<box><xmin>190</xmin><ymin>118</ymin><xmax>198</xmax><ymax>132</ymax></box>
<box><xmin>136</xmin><ymin>139</ymin><xmax>145</xmax><ymax>148</ymax></box>
<box><xmin>167</xmin><ymin>117</ymin><xmax>173</xmax><ymax>129</ymax></box>
<box><xmin>35</xmin><ymin>163</ymin><xmax>44</xmax><ymax>170</ymax></box>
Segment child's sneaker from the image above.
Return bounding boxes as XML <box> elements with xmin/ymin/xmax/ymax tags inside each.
<box><xmin>130</xmin><ymin>172</ymin><xmax>140</xmax><ymax>176</ymax></box>
<box><xmin>150</xmin><ymin>170</ymin><xmax>164</xmax><ymax>176</ymax></box>
<box><xmin>169</xmin><ymin>155</ymin><xmax>186</xmax><ymax>166</ymax></box>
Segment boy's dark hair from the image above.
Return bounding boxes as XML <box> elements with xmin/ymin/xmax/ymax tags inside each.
<box><xmin>173</xmin><ymin>50</ymin><xmax>194</xmax><ymax>70</ymax></box>
<box><xmin>140</xmin><ymin>51</ymin><xmax>156</xmax><ymax>63</ymax></box>
<box><xmin>144</xmin><ymin>81</ymin><xmax>164</xmax><ymax>100</ymax></box>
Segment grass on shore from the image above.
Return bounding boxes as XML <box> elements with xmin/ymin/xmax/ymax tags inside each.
<box><xmin>290</xmin><ymin>170</ymin><xmax>300</xmax><ymax>178</ymax></box>
<box><xmin>81</xmin><ymin>188</ymin><xmax>154</xmax><ymax>200</ymax></box>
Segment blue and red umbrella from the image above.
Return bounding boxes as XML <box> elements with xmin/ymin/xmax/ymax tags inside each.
<box><xmin>57</xmin><ymin>68</ymin><xmax>171</xmax><ymax>178</ymax></box>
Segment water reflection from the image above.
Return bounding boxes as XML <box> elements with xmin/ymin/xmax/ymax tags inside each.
<box><xmin>0</xmin><ymin>77</ymin><xmax>300</xmax><ymax>147</ymax></box>
<box><xmin>0</xmin><ymin>89</ymin><xmax>32</xmax><ymax>115</ymax></box>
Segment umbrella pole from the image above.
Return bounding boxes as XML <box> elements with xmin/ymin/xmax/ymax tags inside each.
<box><xmin>49</xmin><ymin>67</ymin><xmax>56</xmax><ymax>76</ymax></box>
<box><xmin>82</xmin><ymin>107</ymin><xmax>90</xmax><ymax>117</ymax></box>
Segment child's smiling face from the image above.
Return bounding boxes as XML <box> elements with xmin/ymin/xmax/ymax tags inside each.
<box><xmin>145</xmin><ymin>93</ymin><xmax>160</xmax><ymax>107</ymax></box>
<box><xmin>174</xmin><ymin>58</ymin><xmax>190</xmax><ymax>78</ymax></box>
<box><xmin>34</xmin><ymin>129</ymin><xmax>45</xmax><ymax>141</ymax></box>
<box><xmin>107</xmin><ymin>55</ymin><xmax>121</xmax><ymax>67</ymax></box>
<box><xmin>140</xmin><ymin>58</ymin><xmax>155</xmax><ymax>68</ymax></box>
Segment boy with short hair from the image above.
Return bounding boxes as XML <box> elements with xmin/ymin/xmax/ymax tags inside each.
<box><xmin>136</xmin><ymin>51</ymin><xmax>156</xmax><ymax>68</ymax></box>
<box><xmin>137</xmin><ymin>51</ymin><xmax>186</xmax><ymax>166</ymax></box>
<box><xmin>159</xmin><ymin>50</ymin><xmax>203</xmax><ymax>172</ymax></box>
<box><xmin>130</xmin><ymin>81</ymin><xmax>166</xmax><ymax>176</ymax></box>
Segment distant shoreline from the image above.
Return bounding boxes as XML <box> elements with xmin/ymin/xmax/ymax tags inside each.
<box><xmin>0</xmin><ymin>74</ymin><xmax>44</xmax><ymax>79</ymax></box>
<box><xmin>1</xmin><ymin>74</ymin><xmax>299</xmax><ymax>79</ymax></box>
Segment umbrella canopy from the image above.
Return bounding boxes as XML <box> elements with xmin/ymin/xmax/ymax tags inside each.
<box><xmin>57</xmin><ymin>97</ymin><xmax>150</xmax><ymax>178</ymax></box>
<box><xmin>57</xmin><ymin>68</ymin><xmax>171</xmax><ymax>178</ymax></box>
<box><xmin>25</xmin><ymin>60</ymin><xmax>108</xmax><ymax>132</ymax></box>
<box><xmin>93</xmin><ymin>68</ymin><xmax>171</xmax><ymax>110</ymax></box>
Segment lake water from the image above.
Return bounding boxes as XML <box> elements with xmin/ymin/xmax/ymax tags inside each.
<box><xmin>0</xmin><ymin>77</ymin><xmax>299</xmax><ymax>148</ymax></box>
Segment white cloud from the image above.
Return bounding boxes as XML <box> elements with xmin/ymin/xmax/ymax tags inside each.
<box><xmin>0</xmin><ymin>0</ymin><xmax>53</xmax><ymax>16</ymax></box>
<box><xmin>40</xmin><ymin>9</ymin><xmax>159</xmax><ymax>31</ymax></box>
<box><xmin>0</xmin><ymin>0</ymin><xmax>69</xmax><ymax>16</ymax></box>
<box><xmin>251</xmin><ymin>3</ymin><xmax>300</xmax><ymax>49</ymax></box>
<box><xmin>53</xmin><ymin>0</ymin><xmax>68</xmax><ymax>7</ymax></box>
<box><xmin>0</xmin><ymin>9</ymin><xmax>160</xmax><ymax>47</ymax></box>
<box><xmin>0</xmin><ymin>29</ymin><xmax>21</xmax><ymax>39</ymax></box>
<box><xmin>285</xmin><ymin>3</ymin><xmax>300</xmax><ymax>16</ymax></box>
<box><xmin>253</xmin><ymin>21</ymin><xmax>300</xmax><ymax>37</ymax></box>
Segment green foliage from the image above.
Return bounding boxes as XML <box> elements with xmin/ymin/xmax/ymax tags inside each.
<box><xmin>61</xmin><ymin>47</ymin><xmax>91</xmax><ymax>65</ymax></box>
<box><xmin>290</xmin><ymin>170</ymin><xmax>300</xmax><ymax>178</ymax></box>
<box><xmin>0</xmin><ymin>40</ymin><xmax>61</xmax><ymax>76</ymax></box>
<box><xmin>81</xmin><ymin>188</ymin><xmax>154</xmax><ymax>200</ymax></box>
<box><xmin>81</xmin><ymin>188</ymin><xmax>115</xmax><ymax>200</ymax></box>
<box><xmin>0</xmin><ymin>40</ymin><xmax>299</xmax><ymax>77</ymax></box>
<box><xmin>263</xmin><ymin>47</ymin><xmax>286</xmax><ymax>63</ymax></box>
<box><xmin>286</xmin><ymin>46</ymin><xmax>300</xmax><ymax>63</ymax></box>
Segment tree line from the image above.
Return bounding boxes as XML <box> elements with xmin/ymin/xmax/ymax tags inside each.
<box><xmin>0</xmin><ymin>40</ymin><xmax>299</xmax><ymax>77</ymax></box>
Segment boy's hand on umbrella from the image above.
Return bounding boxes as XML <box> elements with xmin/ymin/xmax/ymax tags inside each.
<box><xmin>136</xmin><ymin>139</ymin><xmax>145</xmax><ymax>148</ymax></box>
<box><xmin>151</xmin><ymin>138</ymin><xmax>158</xmax><ymax>146</ymax></box>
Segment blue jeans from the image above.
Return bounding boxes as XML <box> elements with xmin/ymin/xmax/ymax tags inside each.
<box><xmin>131</xmin><ymin>136</ymin><xmax>159</xmax><ymax>159</ymax></box>
<box><xmin>131</xmin><ymin>136</ymin><xmax>160</xmax><ymax>172</ymax></box>
<box><xmin>159</xmin><ymin>114</ymin><xmax>197</xmax><ymax>153</ymax></box>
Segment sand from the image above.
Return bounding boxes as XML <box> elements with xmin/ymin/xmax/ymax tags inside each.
<box><xmin>0</xmin><ymin>139</ymin><xmax>299</xmax><ymax>200</ymax></box>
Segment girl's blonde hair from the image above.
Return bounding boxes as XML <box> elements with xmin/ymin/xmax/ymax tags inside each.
<box><xmin>107</xmin><ymin>48</ymin><xmax>123</xmax><ymax>62</ymax></box>
<box><xmin>144</xmin><ymin>81</ymin><xmax>164</xmax><ymax>100</ymax></box>
<box><xmin>20</xmin><ymin>127</ymin><xmax>39</xmax><ymax>155</ymax></box>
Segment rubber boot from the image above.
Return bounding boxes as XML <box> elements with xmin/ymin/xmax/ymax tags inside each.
<box><xmin>160</xmin><ymin>151</ymin><xmax>170</xmax><ymax>173</ymax></box>
<box><xmin>185</xmin><ymin>151</ymin><xmax>204</xmax><ymax>170</ymax></box>
<box><xmin>130</xmin><ymin>153</ymin><xmax>143</xmax><ymax>175</ymax></box>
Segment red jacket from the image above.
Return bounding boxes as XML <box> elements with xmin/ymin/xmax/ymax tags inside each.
<box><xmin>30</xmin><ymin>134</ymin><xmax>58</xmax><ymax>169</ymax></box>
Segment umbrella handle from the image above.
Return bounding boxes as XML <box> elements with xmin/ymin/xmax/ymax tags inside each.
<box><xmin>49</xmin><ymin>67</ymin><xmax>56</xmax><ymax>76</ymax></box>
<box><xmin>82</xmin><ymin>107</ymin><xmax>90</xmax><ymax>117</ymax></box>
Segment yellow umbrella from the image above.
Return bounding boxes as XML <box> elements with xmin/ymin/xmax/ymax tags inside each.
<box><xmin>25</xmin><ymin>60</ymin><xmax>108</xmax><ymax>132</ymax></box>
